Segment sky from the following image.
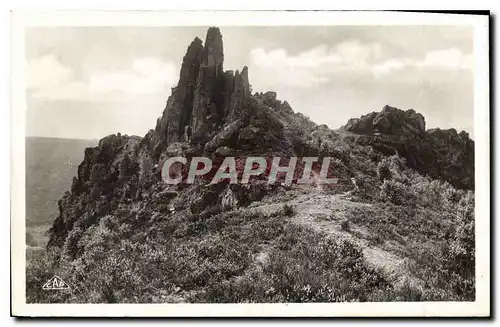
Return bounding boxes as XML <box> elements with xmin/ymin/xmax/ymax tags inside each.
<box><xmin>26</xmin><ymin>26</ymin><xmax>474</xmax><ymax>140</ymax></box>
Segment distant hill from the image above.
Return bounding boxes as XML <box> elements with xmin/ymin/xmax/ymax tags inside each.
<box><xmin>26</xmin><ymin>137</ymin><xmax>96</xmax><ymax>227</ymax></box>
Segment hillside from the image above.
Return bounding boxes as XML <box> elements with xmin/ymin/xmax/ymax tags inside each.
<box><xmin>26</xmin><ymin>27</ymin><xmax>475</xmax><ymax>303</ymax></box>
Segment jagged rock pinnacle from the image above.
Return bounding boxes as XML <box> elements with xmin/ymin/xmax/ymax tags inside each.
<box><xmin>191</xmin><ymin>27</ymin><xmax>226</xmax><ymax>133</ymax></box>
<box><xmin>151</xmin><ymin>27</ymin><xmax>251</xmax><ymax>152</ymax></box>
<box><xmin>227</xmin><ymin>66</ymin><xmax>250</xmax><ymax>122</ymax></box>
<box><xmin>154</xmin><ymin>36</ymin><xmax>203</xmax><ymax>146</ymax></box>
<box><xmin>202</xmin><ymin>27</ymin><xmax>224</xmax><ymax>72</ymax></box>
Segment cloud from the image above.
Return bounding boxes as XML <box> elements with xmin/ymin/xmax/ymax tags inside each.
<box><xmin>372</xmin><ymin>59</ymin><xmax>410</xmax><ymax>75</ymax></box>
<box><xmin>249</xmin><ymin>42</ymin><xmax>473</xmax><ymax>88</ymax></box>
<box><xmin>89</xmin><ymin>58</ymin><xmax>177</xmax><ymax>94</ymax></box>
<box><xmin>251</xmin><ymin>45</ymin><xmax>341</xmax><ymax>69</ymax></box>
<box><xmin>249</xmin><ymin>41</ymin><xmax>385</xmax><ymax>88</ymax></box>
<box><xmin>27</xmin><ymin>55</ymin><xmax>73</xmax><ymax>89</ymax></box>
<box><xmin>373</xmin><ymin>48</ymin><xmax>473</xmax><ymax>76</ymax></box>
<box><xmin>334</xmin><ymin>40</ymin><xmax>384</xmax><ymax>66</ymax></box>
<box><xmin>27</xmin><ymin>55</ymin><xmax>178</xmax><ymax>101</ymax></box>
<box><xmin>420</xmin><ymin>48</ymin><xmax>473</xmax><ymax>70</ymax></box>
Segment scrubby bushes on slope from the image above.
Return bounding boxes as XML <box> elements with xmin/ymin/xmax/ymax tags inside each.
<box><xmin>27</xmin><ymin>206</ymin><xmax>393</xmax><ymax>303</ymax></box>
<box><xmin>189</xmin><ymin>225</ymin><xmax>390</xmax><ymax>303</ymax></box>
<box><xmin>342</xmin><ymin>154</ymin><xmax>476</xmax><ymax>301</ymax></box>
<box><xmin>376</xmin><ymin>154</ymin><xmax>470</xmax><ymax>209</ymax></box>
<box><xmin>380</xmin><ymin>180</ymin><xmax>408</xmax><ymax>205</ymax></box>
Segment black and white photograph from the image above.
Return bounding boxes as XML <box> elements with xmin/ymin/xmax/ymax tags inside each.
<box><xmin>10</xmin><ymin>10</ymin><xmax>490</xmax><ymax>317</ymax></box>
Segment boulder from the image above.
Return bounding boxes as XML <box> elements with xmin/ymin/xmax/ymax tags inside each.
<box><xmin>238</xmin><ymin>126</ymin><xmax>259</xmax><ymax>141</ymax></box>
<box><xmin>204</xmin><ymin>119</ymin><xmax>243</xmax><ymax>153</ymax></box>
<box><xmin>214</xmin><ymin>146</ymin><xmax>234</xmax><ymax>157</ymax></box>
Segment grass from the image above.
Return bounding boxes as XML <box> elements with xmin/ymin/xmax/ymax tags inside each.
<box><xmin>26</xmin><ymin>150</ymin><xmax>475</xmax><ymax>303</ymax></box>
<box><xmin>343</xmin><ymin>204</ymin><xmax>454</xmax><ymax>247</ymax></box>
<box><xmin>341</xmin><ymin>202</ymin><xmax>474</xmax><ymax>301</ymax></box>
<box><xmin>27</xmin><ymin>204</ymin><xmax>393</xmax><ymax>303</ymax></box>
<box><xmin>188</xmin><ymin>224</ymin><xmax>391</xmax><ymax>303</ymax></box>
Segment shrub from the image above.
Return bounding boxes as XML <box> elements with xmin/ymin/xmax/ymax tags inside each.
<box><xmin>376</xmin><ymin>155</ymin><xmax>405</xmax><ymax>183</ymax></box>
<box><xmin>191</xmin><ymin>225</ymin><xmax>390</xmax><ymax>303</ymax></box>
<box><xmin>444</xmin><ymin>191</ymin><xmax>475</xmax><ymax>299</ymax></box>
<box><xmin>380</xmin><ymin>179</ymin><xmax>407</xmax><ymax>205</ymax></box>
<box><xmin>282</xmin><ymin>204</ymin><xmax>295</xmax><ymax>217</ymax></box>
<box><xmin>340</xmin><ymin>219</ymin><xmax>350</xmax><ymax>231</ymax></box>
<box><xmin>410</xmin><ymin>179</ymin><xmax>444</xmax><ymax>208</ymax></box>
<box><xmin>342</xmin><ymin>201</ymin><xmax>474</xmax><ymax>301</ymax></box>
<box><xmin>62</xmin><ymin>227</ymin><xmax>84</xmax><ymax>260</ymax></box>
<box><xmin>26</xmin><ymin>253</ymin><xmax>54</xmax><ymax>303</ymax></box>
<box><xmin>350</xmin><ymin>174</ymin><xmax>379</xmax><ymax>202</ymax></box>
<box><xmin>442</xmin><ymin>184</ymin><xmax>463</xmax><ymax>204</ymax></box>
<box><xmin>407</xmin><ymin>176</ymin><xmax>466</xmax><ymax>211</ymax></box>
<box><xmin>264</xmin><ymin>232</ymin><xmax>390</xmax><ymax>302</ymax></box>
<box><xmin>376</xmin><ymin>160</ymin><xmax>392</xmax><ymax>182</ymax></box>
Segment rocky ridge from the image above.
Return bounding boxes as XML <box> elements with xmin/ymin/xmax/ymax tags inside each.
<box><xmin>341</xmin><ymin>105</ymin><xmax>474</xmax><ymax>189</ymax></box>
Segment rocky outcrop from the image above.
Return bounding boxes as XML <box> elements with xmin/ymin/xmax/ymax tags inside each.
<box><xmin>48</xmin><ymin>133</ymin><xmax>148</xmax><ymax>248</ymax></box>
<box><xmin>191</xmin><ymin>27</ymin><xmax>225</xmax><ymax>132</ymax></box>
<box><xmin>155</xmin><ymin>38</ymin><xmax>203</xmax><ymax>146</ymax></box>
<box><xmin>151</xmin><ymin>27</ymin><xmax>251</xmax><ymax>156</ymax></box>
<box><xmin>204</xmin><ymin>119</ymin><xmax>244</xmax><ymax>153</ymax></box>
<box><xmin>426</xmin><ymin>128</ymin><xmax>475</xmax><ymax>189</ymax></box>
<box><xmin>343</xmin><ymin>112</ymin><xmax>378</xmax><ymax>135</ymax></box>
<box><xmin>341</xmin><ymin>105</ymin><xmax>474</xmax><ymax>189</ymax></box>
<box><xmin>226</xmin><ymin>67</ymin><xmax>251</xmax><ymax>122</ymax></box>
<box><xmin>343</xmin><ymin>105</ymin><xmax>425</xmax><ymax>136</ymax></box>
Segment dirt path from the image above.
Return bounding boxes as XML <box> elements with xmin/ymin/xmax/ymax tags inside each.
<box><xmin>170</xmin><ymin>187</ymin><xmax>421</xmax><ymax>302</ymax></box>
<box><xmin>245</xmin><ymin>187</ymin><xmax>420</xmax><ymax>285</ymax></box>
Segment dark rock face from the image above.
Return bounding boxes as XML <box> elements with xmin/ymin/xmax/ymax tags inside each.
<box><xmin>344</xmin><ymin>112</ymin><xmax>378</xmax><ymax>135</ymax></box>
<box><xmin>204</xmin><ymin>119</ymin><xmax>244</xmax><ymax>153</ymax></box>
<box><xmin>342</xmin><ymin>105</ymin><xmax>474</xmax><ymax>189</ymax></box>
<box><xmin>191</xmin><ymin>27</ymin><xmax>225</xmax><ymax>132</ymax></box>
<box><xmin>426</xmin><ymin>128</ymin><xmax>475</xmax><ymax>188</ymax></box>
<box><xmin>155</xmin><ymin>38</ymin><xmax>203</xmax><ymax>147</ymax></box>
<box><xmin>226</xmin><ymin>67</ymin><xmax>251</xmax><ymax>122</ymax></box>
<box><xmin>48</xmin><ymin>134</ymin><xmax>148</xmax><ymax>248</ymax></box>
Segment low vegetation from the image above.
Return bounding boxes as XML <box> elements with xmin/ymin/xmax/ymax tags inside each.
<box><xmin>27</xmin><ymin>151</ymin><xmax>475</xmax><ymax>303</ymax></box>
<box><xmin>28</xmin><ymin>206</ymin><xmax>393</xmax><ymax>303</ymax></box>
<box><xmin>341</xmin><ymin>155</ymin><xmax>475</xmax><ymax>301</ymax></box>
